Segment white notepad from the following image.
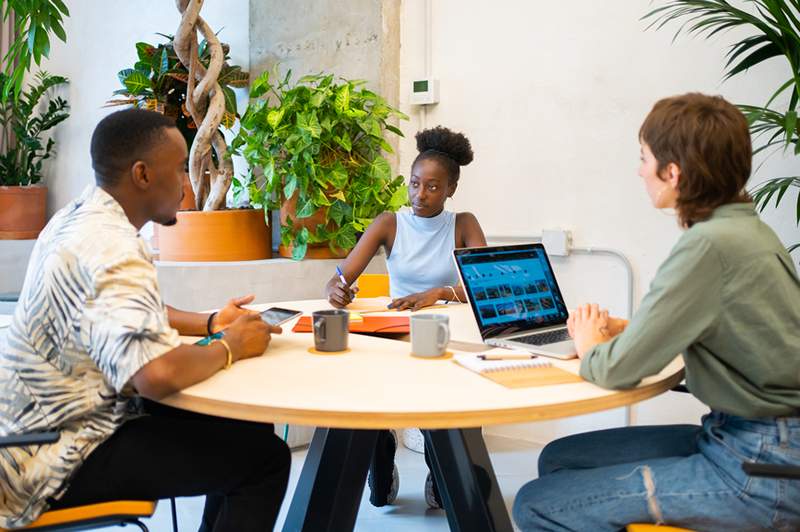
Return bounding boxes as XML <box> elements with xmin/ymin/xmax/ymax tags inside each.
<box><xmin>453</xmin><ymin>352</ymin><xmax>552</xmax><ymax>374</ymax></box>
<box><xmin>453</xmin><ymin>351</ymin><xmax>583</xmax><ymax>388</ymax></box>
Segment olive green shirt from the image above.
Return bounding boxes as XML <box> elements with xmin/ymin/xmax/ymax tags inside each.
<box><xmin>580</xmin><ymin>203</ymin><xmax>800</xmax><ymax>417</ymax></box>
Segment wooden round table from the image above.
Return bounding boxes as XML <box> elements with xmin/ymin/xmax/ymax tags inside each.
<box><xmin>162</xmin><ymin>299</ymin><xmax>684</xmax><ymax>532</ymax></box>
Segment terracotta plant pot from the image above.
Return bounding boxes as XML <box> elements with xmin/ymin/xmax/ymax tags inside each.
<box><xmin>277</xmin><ymin>242</ymin><xmax>349</xmax><ymax>259</ymax></box>
<box><xmin>278</xmin><ymin>190</ymin><xmax>348</xmax><ymax>259</ymax></box>
<box><xmin>158</xmin><ymin>208</ymin><xmax>272</xmax><ymax>262</ymax></box>
<box><xmin>179</xmin><ymin>172</ymin><xmax>196</xmax><ymax>211</ymax></box>
<box><xmin>0</xmin><ymin>185</ymin><xmax>47</xmax><ymax>240</ymax></box>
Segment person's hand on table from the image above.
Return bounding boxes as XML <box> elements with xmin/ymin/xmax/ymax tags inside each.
<box><xmin>210</xmin><ymin>294</ymin><xmax>258</xmax><ymax>333</ymax></box>
<box><xmin>325</xmin><ymin>278</ymin><xmax>359</xmax><ymax>308</ymax></box>
<box><xmin>223</xmin><ymin>313</ymin><xmax>282</xmax><ymax>362</ymax></box>
<box><xmin>388</xmin><ymin>288</ymin><xmax>441</xmax><ymax>311</ymax></box>
<box><xmin>567</xmin><ymin>303</ymin><xmax>614</xmax><ymax>359</ymax></box>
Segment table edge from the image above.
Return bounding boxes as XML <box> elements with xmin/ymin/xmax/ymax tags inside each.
<box><xmin>160</xmin><ymin>368</ymin><xmax>685</xmax><ymax>429</ymax></box>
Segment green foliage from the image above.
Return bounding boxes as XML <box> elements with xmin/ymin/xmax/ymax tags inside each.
<box><xmin>107</xmin><ymin>34</ymin><xmax>248</xmax><ymax>150</ymax></box>
<box><xmin>645</xmin><ymin>0</ymin><xmax>800</xmax><ymax>253</ymax></box>
<box><xmin>0</xmin><ymin>0</ymin><xmax>69</xmax><ymax>102</ymax></box>
<box><xmin>0</xmin><ymin>71</ymin><xmax>69</xmax><ymax>186</ymax></box>
<box><xmin>232</xmin><ymin>70</ymin><xmax>409</xmax><ymax>260</ymax></box>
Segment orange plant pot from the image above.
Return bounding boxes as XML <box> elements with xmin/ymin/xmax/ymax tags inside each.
<box><xmin>278</xmin><ymin>190</ymin><xmax>349</xmax><ymax>259</ymax></box>
<box><xmin>0</xmin><ymin>185</ymin><xmax>47</xmax><ymax>239</ymax></box>
<box><xmin>179</xmin><ymin>172</ymin><xmax>196</xmax><ymax>211</ymax></box>
<box><xmin>277</xmin><ymin>242</ymin><xmax>349</xmax><ymax>259</ymax></box>
<box><xmin>157</xmin><ymin>208</ymin><xmax>272</xmax><ymax>262</ymax></box>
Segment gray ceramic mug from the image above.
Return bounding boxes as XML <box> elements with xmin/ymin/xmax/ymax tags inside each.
<box><xmin>313</xmin><ymin>309</ymin><xmax>349</xmax><ymax>352</ymax></box>
<box><xmin>410</xmin><ymin>314</ymin><xmax>450</xmax><ymax>357</ymax></box>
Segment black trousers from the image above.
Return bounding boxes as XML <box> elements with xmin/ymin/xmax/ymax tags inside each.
<box><xmin>50</xmin><ymin>400</ymin><xmax>291</xmax><ymax>532</ymax></box>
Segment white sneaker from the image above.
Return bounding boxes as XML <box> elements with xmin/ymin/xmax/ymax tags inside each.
<box><xmin>424</xmin><ymin>472</ymin><xmax>443</xmax><ymax>509</ymax></box>
<box><xmin>387</xmin><ymin>463</ymin><xmax>399</xmax><ymax>504</ymax></box>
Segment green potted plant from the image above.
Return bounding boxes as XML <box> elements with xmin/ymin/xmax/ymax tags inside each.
<box><xmin>1</xmin><ymin>0</ymin><xmax>69</xmax><ymax>101</ymax></box>
<box><xmin>0</xmin><ymin>0</ymin><xmax>69</xmax><ymax>239</ymax></box>
<box><xmin>645</xmin><ymin>0</ymin><xmax>800</xmax><ymax>258</ymax></box>
<box><xmin>0</xmin><ymin>71</ymin><xmax>69</xmax><ymax>239</ymax></box>
<box><xmin>232</xmin><ymin>71</ymin><xmax>409</xmax><ymax>260</ymax></box>
<box><xmin>107</xmin><ymin>33</ymin><xmax>248</xmax><ymax>211</ymax></box>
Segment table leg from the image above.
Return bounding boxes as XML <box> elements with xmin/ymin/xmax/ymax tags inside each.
<box><xmin>282</xmin><ymin>427</ymin><xmax>379</xmax><ymax>532</ymax></box>
<box><xmin>423</xmin><ymin>428</ymin><xmax>514</xmax><ymax>532</ymax></box>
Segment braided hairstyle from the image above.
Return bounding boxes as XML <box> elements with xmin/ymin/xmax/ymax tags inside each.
<box><xmin>412</xmin><ymin>126</ymin><xmax>474</xmax><ymax>184</ymax></box>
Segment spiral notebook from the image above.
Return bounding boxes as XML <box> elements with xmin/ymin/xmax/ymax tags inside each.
<box><xmin>454</xmin><ymin>352</ymin><xmax>584</xmax><ymax>388</ymax></box>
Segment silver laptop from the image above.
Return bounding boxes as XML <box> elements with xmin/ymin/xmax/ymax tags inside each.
<box><xmin>453</xmin><ymin>243</ymin><xmax>576</xmax><ymax>359</ymax></box>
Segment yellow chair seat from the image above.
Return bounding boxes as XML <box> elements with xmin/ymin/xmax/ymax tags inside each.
<box><xmin>356</xmin><ymin>273</ymin><xmax>390</xmax><ymax>298</ymax></box>
<box><xmin>4</xmin><ymin>500</ymin><xmax>157</xmax><ymax>531</ymax></box>
<box><xmin>627</xmin><ymin>525</ymin><xmax>694</xmax><ymax>532</ymax></box>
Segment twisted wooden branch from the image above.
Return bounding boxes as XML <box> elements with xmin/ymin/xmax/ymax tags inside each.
<box><xmin>174</xmin><ymin>0</ymin><xmax>234</xmax><ymax>211</ymax></box>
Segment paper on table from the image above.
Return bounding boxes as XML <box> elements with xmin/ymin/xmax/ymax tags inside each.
<box><xmin>345</xmin><ymin>297</ymin><xmax>457</xmax><ymax>315</ymax></box>
<box><xmin>344</xmin><ymin>297</ymin><xmax>393</xmax><ymax>313</ymax></box>
<box><xmin>454</xmin><ymin>352</ymin><xmax>552</xmax><ymax>374</ymax></box>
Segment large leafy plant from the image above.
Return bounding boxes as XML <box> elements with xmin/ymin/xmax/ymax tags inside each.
<box><xmin>107</xmin><ymin>34</ymin><xmax>248</xmax><ymax>154</ymax></box>
<box><xmin>645</xmin><ymin>0</ymin><xmax>800</xmax><ymax>255</ymax></box>
<box><xmin>232</xmin><ymin>71</ymin><xmax>409</xmax><ymax>259</ymax></box>
<box><xmin>0</xmin><ymin>0</ymin><xmax>68</xmax><ymax>101</ymax></box>
<box><xmin>0</xmin><ymin>71</ymin><xmax>69</xmax><ymax>186</ymax></box>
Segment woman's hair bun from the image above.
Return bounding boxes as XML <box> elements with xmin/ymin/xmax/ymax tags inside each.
<box><xmin>415</xmin><ymin>126</ymin><xmax>473</xmax><ymax>166</ymax></box>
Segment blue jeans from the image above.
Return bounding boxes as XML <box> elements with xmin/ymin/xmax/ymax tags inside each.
<box><xmin>513</xmin><ymin>412</ymin><xmax>800</xmax><ymax>531</ymax></box>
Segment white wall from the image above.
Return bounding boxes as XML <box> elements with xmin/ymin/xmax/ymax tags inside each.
<box><xmin>398</xmin><ymin>0</ymin><xmax>797</xmax><ymax>438</ymax></box>
<box><xmin>36</xmin><ymin>0</ymin><xmax>250</xmax><ymax>217</ymax></box>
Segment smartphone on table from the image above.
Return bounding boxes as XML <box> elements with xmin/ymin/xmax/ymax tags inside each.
<box><xmin>259</xmin><ymin>307</ymin><xmax>303</xmax><ymax>326</ymax></box>
<box><xmin>195</xmin><ymin>307</ymin><xmax>302</xmax><ymax>345</ymax></box>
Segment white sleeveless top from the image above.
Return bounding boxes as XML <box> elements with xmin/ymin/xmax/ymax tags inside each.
<box><xmin>386</xmin><ymin>209</ymin><xmax>460</xmax><ymax>298</ymax></box>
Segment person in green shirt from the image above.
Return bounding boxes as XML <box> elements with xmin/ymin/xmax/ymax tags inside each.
<box><xmin>513</xmin><ymin>93</ymin><xmax>800</xmax><ymax>531</ymax></box>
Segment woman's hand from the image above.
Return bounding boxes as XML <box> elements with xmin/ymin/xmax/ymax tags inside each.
<box><xmin>211</xmin><ymin>295</ymin><xmax>259</xmax><ymax>333</ymax></box>
<box><xmin>325</xmin><ymin>277</ymin><xmax>359</xmax><ymax>308</ymax></box>
<box><xmin>388</xmin><ymin>288</ymin><xmax>443</xmax><ymax>311</ymax></box>
<box><xmin>567</xmin><ymin>303</ymin><xmax>614</xmax><ymax>358</ymax></box>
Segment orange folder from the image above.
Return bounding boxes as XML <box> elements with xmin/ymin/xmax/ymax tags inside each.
<box><xmin>292</xmin><ymin>315</ymin><xmax>409</xmax><ymax>334</ymax></box>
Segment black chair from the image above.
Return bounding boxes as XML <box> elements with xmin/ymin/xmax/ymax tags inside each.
<box><xmin>0</xmin><ymin>432</ymin><xmax>177</xmax><ymax>531</ymax></box>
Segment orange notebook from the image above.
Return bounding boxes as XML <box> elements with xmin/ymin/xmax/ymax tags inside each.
<box><xmin>292</xmin><ymin>315</ymin><xmax>410</xmax><ymax>334</ymax></box>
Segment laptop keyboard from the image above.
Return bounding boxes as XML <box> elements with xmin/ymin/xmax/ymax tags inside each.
<box><xmin>512</xmin><ymin>329</ymin><xmax>571</xmax><ymax>346</ymax></box>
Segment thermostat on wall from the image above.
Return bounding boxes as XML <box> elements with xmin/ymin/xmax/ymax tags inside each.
<box><xmin>410</xmin><ymin>78</ymin><xmax>439</xmax><ymax>105</ymax></box>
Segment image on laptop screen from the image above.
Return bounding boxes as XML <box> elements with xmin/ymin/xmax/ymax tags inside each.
<box><xmin>454</xmin><ymin>244</ymin><xmax>569</xmax><ymax>339</ymax></box>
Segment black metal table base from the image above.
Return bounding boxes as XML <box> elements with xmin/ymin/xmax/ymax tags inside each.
<box><xmin>282</xmin><ymin>426</ymin><xmax>513</xmax><ymax>532</ymax></box>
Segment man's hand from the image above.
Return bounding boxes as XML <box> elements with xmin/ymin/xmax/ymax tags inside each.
<box><xmin>223</xmin><ymin>313</ymin><xmax>282</xmax><ymax>362</ymax></box>
<box><xmin>388</xmin><ymin>288</ymin><xmax>442</xmax><ymax>311</ymax></box>
<box><xmin>211</xmin><ymin>295</ymin><xmax>258</xmax><ymax>333</ymax></box>
<box><xmin>567</xmin><ymin>303</ymin><xmax>613</xmax><ymax>358</ymax></box>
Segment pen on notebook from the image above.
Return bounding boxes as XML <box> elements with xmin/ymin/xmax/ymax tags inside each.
<box><xmin>478</xmin><ymin>353</ymin><xmax>538</xmax><ymax>361</ymax></box>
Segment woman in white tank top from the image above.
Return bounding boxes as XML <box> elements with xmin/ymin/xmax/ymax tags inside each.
<box><xmin>325</xmin><ymin>126</ymin><xmax>486</xmax><ymax>309</ymax></box>
<box><xmin>323</xmin><ymin>127</ymin><xmax>487</xmax><ymax>510</ymax></box>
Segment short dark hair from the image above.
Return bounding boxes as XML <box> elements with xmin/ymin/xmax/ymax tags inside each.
<box><xmin>413</xmin><ymin>126</ymin><xmax>474</xmax><ymax>184</ymax></box>
<box><xmin>91</xmin><ymin>108</ymin><xmax>178</xmax><ymax>186</ymax></box>
<box><xmin>639</xmin><ymin>93</ymin><xmax>752</xmax><ymax>227</ymax></box>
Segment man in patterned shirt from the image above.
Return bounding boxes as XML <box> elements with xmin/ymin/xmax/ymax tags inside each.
<box><xmin>0</xmin><ymin>109</ymin><xmax>291</xmax><ymax>530</ymax></box>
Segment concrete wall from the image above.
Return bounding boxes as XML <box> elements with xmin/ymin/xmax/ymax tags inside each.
<box><xmin>249</xmin><ymin>0</ymin><xmax>402</xmax><ymax>164</ymax></box>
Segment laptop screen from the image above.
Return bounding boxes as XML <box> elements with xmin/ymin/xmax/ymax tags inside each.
<box><xmin>453</xmin><ymin>243</ymin><xmax>569</xmax><ymax>339</ymax></box>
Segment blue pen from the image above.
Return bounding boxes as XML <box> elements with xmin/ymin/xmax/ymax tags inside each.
<box><xmin>335</xmin><ymin>266</ymin><xmax>349</xmax><ymax>287</ymax></box>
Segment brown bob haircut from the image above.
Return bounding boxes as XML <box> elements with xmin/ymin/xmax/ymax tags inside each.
<box><xmin>639</xmin><ymin>93</ymin><xmax>752</xmax><ymax>227</ymax></box>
